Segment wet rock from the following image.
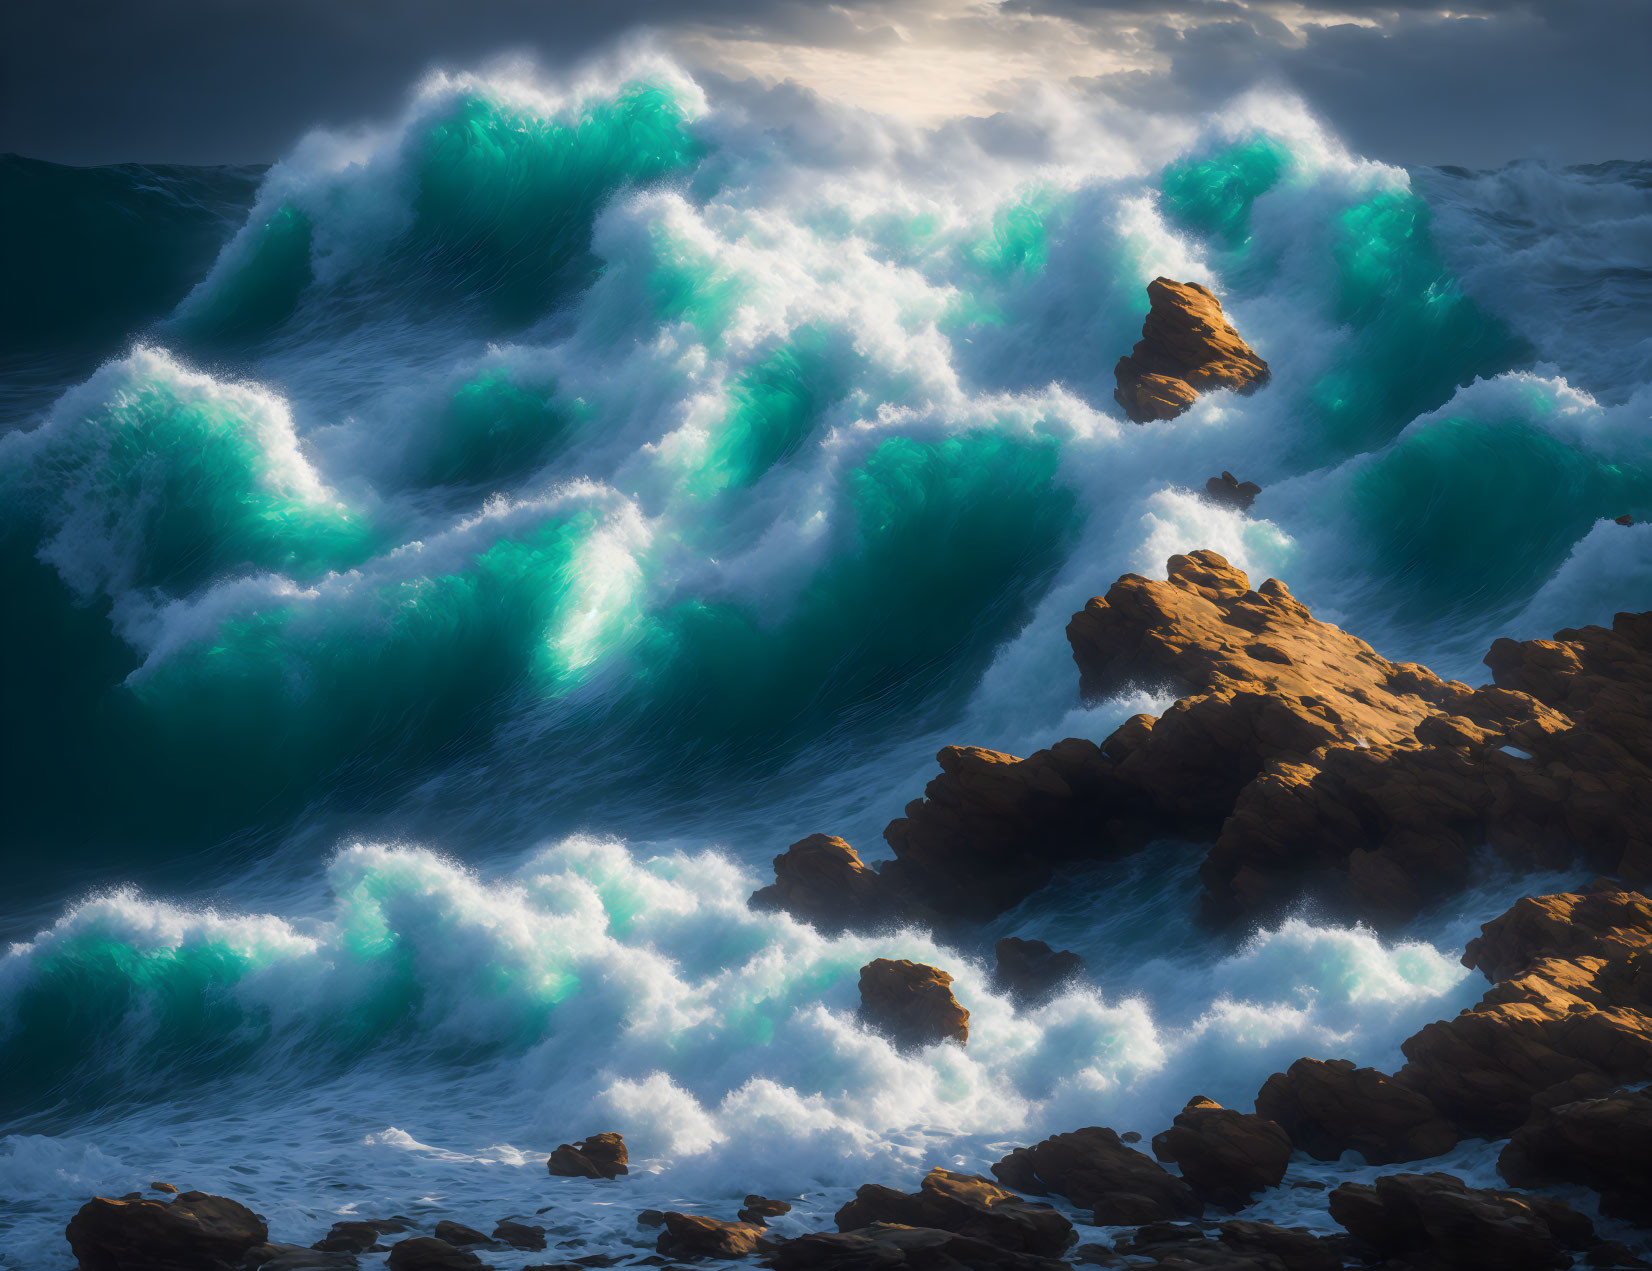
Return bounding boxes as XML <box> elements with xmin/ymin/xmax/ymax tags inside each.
<box><xmin>1202</xmin><ymin>472</ymin><xmax>1261</xmax><ymax>512</ymax></box>
<box><xmin>655</xmin><ymin>1213</ymin><xmax>770</xmax><ymax>1260</ymax></box>
<box><xmin>748</xmin><ymin>834</ymin><xmax>917</xmax><ymax>932</ymax></box>
<box><xmin>245</xmin><ymin>1243</ymin><xmax>362</xmax><ymax>1269</ymax></box>
<box><xmin>736</xmin><ymin>1196</ymin><xmax>791</xmax><ymax>1226</ymax></box>
<box><xmin>149</xmin><ymin>1182</ymin><xmax>177</xmax><ymax>1195</ymax></box>
<box><xmin>858</xmin><ymin>959</ymin><xmax>969</xmax><ymax>1048</ymax></box>
<box><xmin>1328</xmin><ymin>1172</ymin><xmax>1593</xmax><ymax>1271</ymax></box>
<box><xmin>1399</xmin><ymin>885</ymin><xmax>1652</xmax><ymax>1135</ymax></box>
<box><xmin>1114</xmin><ymin>279</ymin><xmax>1270</xmax><ymax>423</ymax></box>
<box><xmin>770</xmin><ymin>1223</ymin><xmax>1069</xmax><ymax>1270</ymax></box>
<box><xmin>312</xmin><ymin>1218</ymin><xmax>412</xmax><ymax>1253</ymax></box>
<box><xmin>432</xmin><ymin>1221</ymin><xmax>490</xmax><ymax>1247</ymax></box>
<box><xmin>1255</xmin><ymin>1057</ymin><xmax>1458</xmax><ymax>1164</ymax></box>
<box><xmin>636</xmin><ymin>1211</ymin><xmax>666</xmax><ymax>1229</ymax></box>
<box><xmin>546</xmin><ymin>1133</ymin><xmax>628</xmax><ymax>1180</ymax></box>
<box><xmin>991</xmin><ymin>1126</ymin><xmax>1199</xmax><ymax>1225</ymax></box>
<box><xmin>993</xmin><ymin>937</ymin><xmax>1085</xmax><ymax>1003</ymax></box>
<box><xmin>492</xmin><ymin>1219</ymin><xmax>547</xmax><ymax>1250</ymax></box>
<box><xmin>386</xmin><ymin>1237</ymin><xmax>492</xmax><ymax>1270</ymax></box>
<box><xmin>1618</xmin><ymin>515</ymin><xmax>1635</xmax><ymax>526</ymax></box>
<box><xmin>835</xmin><ymin>1167</ymin><xmax>1073</xmax><ymax>1256</ymax></box>
<box><xmin>65</xmin><ymin>1191</ymin><xmax>269</xmax><ymax>1271</ymax></box>
<box><xmin>1217</xmin><ymin>1220</ymin><xmax>1344</xmax><ymax>1271</ymax></box>
<box><xmin>1499</xmin><ymin>1088</ymin><xmax>1652</xmax><ymax>1225</ymax></box>
<box><xmin>1150</xmin><ymin>1095</ymin><xmax>1291</xmax><ymax>1209</ymax></box>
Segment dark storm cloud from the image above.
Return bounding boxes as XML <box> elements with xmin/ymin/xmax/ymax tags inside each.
<box><xmin>1</xmin><ymin>0</ymin><xmax>1647</xmax><ymax>167</ymax></box>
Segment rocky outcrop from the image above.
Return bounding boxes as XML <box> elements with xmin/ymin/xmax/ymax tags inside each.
<box><xmin>1499</xmin><ymin>1088</ymin><xmax>1652</xmax><ymax>1225</ymax></box>
<box><xmin>835</xmin><ymin>1168</ymin><xmax>1073</xmax><ymax>1257</ymax></box>
<box><xmin>65</xmin><ymin>1191</ymin><xmax>269</xmax><ymax>1271</ymax></box>
<box><xmin>991</xmin><ymin>1126</ymin><xmax>1199</xmax><ymax>1225</ymax></box>
<box><xmin>1254</xmin><ymin>1057</ymin><xmax>1458</xmax><ymax>1165</ymax></box>
<box><xmin>1149</xmin><ymin>1095</ymin><xmax>1291</xmax><ymax>1209</ymax></box>
<box><xmin>546</xmin><ymin>1132</ymin><xmax>628</xmax><ymax>1179</ymax></box>
<box><xmin>1327</xmin><ymin>1172</ymin><xmax>1594</xmax><ymax>1271</ymax></box>
<box><xmin>1217</xmin><ymin>1220</ymin><xmax>1346</xmax><ymax>1271</ymax></box>
<box><xmin>993</xmin><ymin>937</ymin><xmax>1086</xmax><ymax>1003</ymax></box>
<box><xmin>770</xmin><ymin>1224</ymin><xmax>1070</xmax><ymax>1270</ymax></box>
<box><xmin>738</xmin><ymin>1195</ymin><xmax>792</xmax><ymax>1225</ymax></box>
<box><xmin>655</xmin><ymin>1212</ymin><xmax>772</xmax><ymax>1259</ymax></box>
<box><xmin>1114</xmin><ymin>279</ymin><xmax>1270</xmax><ymax>423</ymax></box>
<box><xmin>385</xmin><ymin>1237</ymin><xmax>490</xmax><ymax>1270</ymax></box>
<box><xmin>1203</xmin><ymin>471</ymin><xmax>1261</xmax><ymax>512</ymax></box>
<box><xmin>1398</xmin><ymin>884</ymin><xmax>1652</xmax><ymax>1135</ymax></box>
<box><xmin>858</xmin><ymin>959</ymin><xmax>969</xmax><ymax>1048</ymax></box>
<box><xmin>749</xmin><ymin>835</ymin><xmax>915</xmax><ymax>932</ymax></box>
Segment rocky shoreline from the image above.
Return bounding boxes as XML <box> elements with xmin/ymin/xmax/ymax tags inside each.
<box><xmin>57</xmin><ymin>551</ymin><xmax>1652</xmax><ymax>1270</ymax></box>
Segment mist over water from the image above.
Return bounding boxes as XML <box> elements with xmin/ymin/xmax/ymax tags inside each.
<box><xmin>2</xmin><ymin>52</ymin><xmax>1650</xmax><ymax>1269</ymax></box>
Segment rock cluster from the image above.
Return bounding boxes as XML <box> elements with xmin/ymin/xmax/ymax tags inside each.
<box><xmin>993</xmin><ymin>936</ymin><xmax>1086</xmax><ymax>1003</ymax></box>
<box><xmin>858</xmin><ymin>958</ymin><xmax>969</xmax><ymax>1048</ymax></box>
<box><xmin>546</xmin><ymin>1131</ymin><xmax>628</xmax><ymax>1179</ymax></box>
<box><xmin>1149</xmin><ymin>1096</ymin><xmax>1292</xmax><ymax>1211</ymax></box>
<box><xmin>990</xmin><ymin>1126</ymin><xmax>1199</xmax><ymax>1225</ymax></box>
<box><xmin>66</xmin><ymin>1192</ymin><xmax>268</xmax><ymax>1271</ymax></box>
<box><xmin>1113</xmin><ymin>278</ymin><xmax>1270</xmax><ymax>423</ymax></box>
<box><xmin>1255</xmin><ymin>1057</ymin><xmax>1457</xmax><ymax>1165</ymax></box>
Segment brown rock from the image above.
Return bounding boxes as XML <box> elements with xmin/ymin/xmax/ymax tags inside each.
<box><xmin>655</xmin><ymin>1212</ymin><xmax>771</xmax><ymax>1259</ymax></box>
<box><xmin>1328</xmin><ymin>1172</ymin><xmax>1593</xmax><ymax>1271</ymax></box>
<box><xmin>1150</xmin><ymin>1095</ymin><xmax>1291</xmax><ymax>1209</ymax></box>
<box><xmin>834</xmin><ymin>1167</ymin><xmax>1073</xmax><ymax>1256</ymax></box>
<box><xmin>65</xmin><ymin>1191</ymin><xmax>269</xmax><ymax>1271</ymax></box>
<box><xmin>312</xmin><ymin>1217</ymin><xmax>411</xmax><ymax>1252</ymax></box>
<box><xmin>1618</xmin><ymin>514</ymin><xmax>1635</xmax><ymax>526</ymax></box>
<box><xmin>1499</xmin><ymin>1088</ymin><xmax>1652</xmax><ymax>1225</ymax></box>
<box><xmin>1399</xmin><ymin>885</ymin><xmax>1652</xmax><ymax>1135</ymax></box>
<box><xmin>770</xmin><ymin>1223</ymin><xmax>1069</xmax><ymax>1271</ymax></box>
<box><xmin>749</xmin><ymin>835</ymin><xmax>915</xmax><ymax>932</ymax></box>
<box><xmin>1202</xmin><ymin>472</ymin><xmax>1262</xmax><ymax>512</ymax></box>
<box><xmin>858</xmin><ymin>959</ymin><xmax>969</xmax><ymax>1048</ymax></box>
<box><xmin>1218</xmin><ymin>1220</ymin><xmax>1345</xmax><ymax>1271</ymax></box>
<box><xmin>149</xmin><ymin>1182</ymin><xmax>177</xmax><ymax>1195</ymax></box>
<box><xmin>1254</xmin><ymin>1057</ymin><xmax>1458</xmax><ymax>1164</ymax></box>
<box><xmin>993</xmin><ymin>937</ymin><xmax>1086</xmax><ymax>1003</ymax></box>
<box><xmin>1114</xmin><ymin>279</ymin><xmax>1270</xmax><ymax>423</ymax></box>
<box><xmin>736</xmin><ymin>1195</ymin><xmax>791</xmax><ymax>1225</ymax></box>
<box><xmin>991</xmin><ymin>1126</ymin><xmax>1199</xmax><ymax>1225</ymax></box>
<box><xmin>386</xmin><ymin>1237</ymin><xmax>491</xmax><ymax>1270</ymax></box>
<box><xmin>546</xmin><ymin>1132</ymin><xmax>628</xmax><ymax>1180</ymax></box>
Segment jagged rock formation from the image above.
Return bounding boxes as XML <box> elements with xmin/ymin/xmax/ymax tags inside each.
<box><xmin>1254</xmin><ymin>1057</ymin><xmax>1458</xmax><ymax>1165</ymax></box>
<box><xmin>1203</xmin><ymin>471</ymin><xmax>1261</xmax><ymax>512</ymax></box>
<box><xmin>1114</xmin><ymin>279</ymin><xmax>1270</xmax><ymax>423</ymax></box>
<box><xmin>835</xmin><ymin>1168</ymin><xmax>1073</xmax><ymax>1257</ymax></box>
<box><xmin>992</xmin><ymin>937</ymin><xmax>1086</xmax><ymax>1003</ymax></box>
<box><xmin>546</xmin><ymin>1131</ymin><xmax>628</xmax><ymax>1179</ymax></box>
<box><xmin>1149</xmin><ymin>1095</ymin><xmax>1292</xmax><ymax>1210</ymax></box>
<box><xmin>750</xmin><ymin>834</ymin><xmax>916</xmax><ymax>932</ymax></box>
<box><xmin>857</xmin><ymin>958</ymin><xmax>969</xmax><ymax>1048</ymax></box>
<box><xmin>655</xmin><ymin>1212</ymin><xmax>772</xmax><ymax>1259</ymax></box>
<box><xmin>738</xmin><ymin>1195</ymin><xmax>792</xmax><ymax>1225</ymax></box>
<box><xmin>990</xmin><ymin>1126</ymin><xmax>1200</xmax><ymax>1225</ymax></box>
<box><xmin>1499</xmin><ymin>1088</ymin><xmax>1652</xmax><ymax>1226</ymax></box>
<box><xmin>65</xmin><ymin>1192</ymin><xmax>269</xmax><ymax>1271</ymax></box>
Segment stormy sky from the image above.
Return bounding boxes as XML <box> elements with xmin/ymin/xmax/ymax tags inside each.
<box><xmin>2</xmin><ymin>0</ymin><xmax>1647</xmax><ymax>168</ymax></box>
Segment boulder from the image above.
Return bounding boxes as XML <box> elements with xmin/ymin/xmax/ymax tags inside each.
<box><xmin>1218</xmin><ymin>1220</ymin><xmax>1346</xmax><ymax>1271</ymax></box>
<box><xmin>385</xmin><ymin>1237</ymin><xmax>490</xmax><ymax>1270</ymax></box>
<box><xmin>1254</xmin><ymin>1057</ymin><xmax>1458</xmax><ymax>1164</ymax></box>
<box><xmin>1150</xmin><ymin>1095</ymin><xmax>1291</xmax><ymax>1209</ymax></box>
<box><xmin>431</xmin><ymin>1221</ymin><xmax>489</xmax><ymax>1247</ymax></box>
<box><xmin>858</xmin><ymin>959</ymin><xmax>969</xmax><ymax>1048</ymax></box>
<box><xmin>1202</xmin><ymin>472</ymin><xmax>1262</xmax><ymax>512</ymax></box>
<box><xmin>65</xmin><ymin>1191</ymin><xmax>268</xmax><ymax>1271</ymax></box>
<box><xmin>149</xmin><ymin>1182</ymin><xmax>177</xmax><ymax>1195</ymax></box>
<box><xmin>736</xmin><ymin>1195</ymin><xmax>791</xmax><ymax>1225</ymax></box>
<box><xmin>769</xmin><ymin>1223</ymin><xmax>1069</xmax><ymax>1271</ymax></box>
<box><xmin>546</xmin><ymin>1132</ymin><xmax>628</xmax><ymax>1180</ymax></box>
<box><xmin>1618</xmin><ymin>515</ymin><xmax>1635</xmax><ymax>526</ymax></box>
<box><xmin>991</xmin><ymin>1126</ymin><xmax>1199</xmax><ymax>1225</ymax></box>
<box><xmin>1328</xmin><ymin>1172</ymin><xmax>1593</xmax><ymax>1271</ymax></box>
<box><xmin>993</xmin><ymin>937</ymin><xmax>1086</xmax><ymax>1003</ymax></box>
<box><xmin>655</xmin><ymin>1212</ymin><xmax>771</xmax><ymax>1259</ymax></box>
<box><xmin>749</xmin><ymin>835</ymin><xmax>915</xmax><ymax>932</ymax></box>
<box><xmin>1499</xmin><ymin>1089</ymin><xmax>1652</xmax><ymax>1225</ymax></box>
<box><xmin>490</xmin><ymin>1219</ymin><xmax>546</xmax><ymax>1250</ymax></box>
<box><xmin>312</xmin><ymin>1218</ymin><xmax>411</xmax><ymax>1253</ymax></box>
<box><xmin>835</xmin><ymin>1167</ymin><xmax>1072</xmax><ymax>1256</ymax></box>
<box><xmin>1114</xmin><ymin>279</ymin><xmax>1270</xmax><ymax>423</ymax></box>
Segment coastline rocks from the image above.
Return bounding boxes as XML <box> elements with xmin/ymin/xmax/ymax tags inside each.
<box><xmin>655</xmin><ymin>1212</ymin><xmax>771</xmax><ymax>1260</ymax></box>
<box><xmin>385</xmin><ymin>1237</ymin><xmax>491</xmax><ymax>1270</ymax></box>
<box><xmin>737</xmin><ymin>1195</ymin><xmax>791</xmax><ymax>1226</ymax></box>
<box><xmin>431</xmin><ymin>1221</ymin><xmax>488</xmax><ymax>1247</ymax></box>
<box><xmin>991</xmin><ymin>1126</ymin><xmax>1200</xmax><ymax>1225</ymax></box>
<box><xmin>1202</xmin><ymin>472</ymin><xmax>1261</xmax><ymax>512</ymax></box>
<box><xmin>835</xmin><ymin>1168</ymin><xmax>1073</xmax><ymax>1257</ymax></box>
<box><xmin>1218</xmin><ymin>1220</ymin><xmax>1345</xmax><ymax>1271</ymax></box>
<box><xmin>770</xmin><ymin>1224</ymin><xmax>1069</xmax><ymax>1271</ymax></box>
<box><xmin>1499</xmin><ymin>1089</ymin><xmax>1652</xmax><ymax>1225</ymax></box>
<box><xmin>858</xmin><ymin>959</ymin><xmax>969</xmax><ymax>1048</ymax></box>
<box><xmin>65</xmin><ymin>1191</ymin><xmax>269</xmax><ymax>1271</ymax></box>
<box><xmin>1398</xmin><ymin>884</ymin><xmax>1652</xmax><ymax>1135</ymax></box>
<box><xmin>1254</xmin><ymin>1057</ymin><xmax>1458</xmax><ymax>1164</ymax></box>
<box><xmin>490</xmin><ymin>1219</ymin><xmax>546</xmax><ymax>1250</ymax></box>
<box><xmin>546</xmin><ymin>1133</ymin><xmax>628</xmax><ymax>1180</ymax></box>
<box><xmin>1327</xmin><ymin>1172</ymin><xmax>1594</xmax><ymax>1271</ymax></box>
<box><xmin>246</xmin><ymin>1244</ymin><xmax>361</xmax><ymax>1269</ymax></box>
<box><xmin>993</xmin><ymin>937</ymin><xmax>1086</xmax><ymax>1003</ymax></box>
<box><xmin>1149</xmin><ymin>1096</ymin><xmax>1291</xmax><ymax>1209</ymax></box>
<box><xmin>1114</xmin><ymin>279</ymin><xmax>1270</xmax><ymax>423</ymax></box>
<box><xmin>749</xmin><ymin>834</ymin><xmax>913</xmax><ymax>932</ymax></box>
<box><xmin>313</xmin><ymin>1218</ymin><xmax>411</xmax><ymax>1253</ymax></box>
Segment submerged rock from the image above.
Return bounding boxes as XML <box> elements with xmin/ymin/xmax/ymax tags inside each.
<box><xmin>991</xmin><ymin>1126</ymin><xmax>1199</xmax><ymax>1225</ymax></box>
<box><xmin>858</xmin><ymin>958</ymin><xmax>969</xmax><ymax>1048</ymax></box>
<box><xmin>1202</xmin><ymin>471</ymin><xmax>1261</xmax><ymax>512</ymax></box>
<box><xmin>312</xmin><ymin>1217</ymin><xmax>411</xmax><ymax>1253</ymax></box>
<box><xmin>835</xmin><ymin>1167</ymin><xmax>1073</xmax><ymax>1257</ymax></box>
<box><xmin>65</xmin><ymin>1191</ymin><xmax>268</xmax><ymax>1271</ymax></box>
<box><xmin>1150</xmin><ymin>1095</ymin><xmax>1291</xmax><ymax>1210</ymax></box>
<box><xmin>993</xmin><ymin>937</ymin><xmax>1086</xmax><ymax>1003</ymax></box>
<box><xmin>431</xmin><ymin>1221</ymin><xmax>488</xmax><ymax>1247</ymax></box>
<box><xmin>1328</xmin><ymin>1172</ymin><xmax>1593</xmax><ymax>1271</ymax></box>
<box><xmin>1255</xmin><ymin>1057</ymin><xmax>1458</xmax><ymax>1165</ymax></box>
<box><xmin>1499</xmin><ymin>1089</ymin><xmax>1652</xmax><ymax>1226</ymax></box>
<box><xmin>385</xmin><ymin>1236</ymin><xmax>491</xmax><ymax>1270</ymax></box>
<box><xmin>737</xmin><ymin>1195</ymin><xmax>792</xmax><ymax>1225</ymax></box>
<box><xmin>546</xmin><ymin>1132</ymin><xmax>628</xmax><ymax>1180</ymax></box>
<box><xmin>1114</xmin><ymin>279</ymin><xmax>1269</xmax><ymax>423</ymax></box>
<box><xmin>490</xmin><ymin>1219</ymin><xmax>546</xmax><ymax>1250</ymax></box>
